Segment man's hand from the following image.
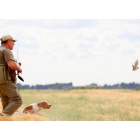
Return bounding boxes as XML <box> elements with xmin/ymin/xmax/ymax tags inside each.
<box><xmin>15</xmin><ymin>59</ymin><xmax>22</xmax><ymax>66</ymax></box>
<box><xmin>19</xmin><ymin>62</ymin><xmax>21</xmax><ymax>66</ymax></box>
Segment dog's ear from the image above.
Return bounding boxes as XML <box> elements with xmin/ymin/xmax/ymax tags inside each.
<box><xmin>37</xmin><ymin>102</ymin><xmax>42</xmax><ymax>107</ymax></box>
<box><xmin>42</xmin><ymin>102</ymin><xmax>48</xmax><ymax>108</ymax></box>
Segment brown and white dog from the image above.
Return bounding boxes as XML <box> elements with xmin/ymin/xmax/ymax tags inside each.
<box><xmin>12</xmin><ymin>101</ymin><xmax>51</xmax><ymax>116</ymax></box>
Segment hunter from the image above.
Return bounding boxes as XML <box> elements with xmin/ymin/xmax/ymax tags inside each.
<box><xmin>0</xmin><ymin>35</ymin><xmax>22</xmax><ymax>116</ymax></box>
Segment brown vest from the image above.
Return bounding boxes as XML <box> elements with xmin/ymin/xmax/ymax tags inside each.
<box><xmin>0</xmin><ymin>46</ymin><xmax>12</xmax><ymax>84</ymax></box>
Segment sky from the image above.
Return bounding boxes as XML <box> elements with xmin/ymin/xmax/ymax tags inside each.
<box><xmin>0</xmin><ymin>19</ymin><xmax>140</xmax><ymax>86</ymax></box>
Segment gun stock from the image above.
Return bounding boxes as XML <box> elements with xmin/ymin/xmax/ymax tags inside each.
<box><xmin>17</xmin><ymin>71</ymin><xmax>24</xmax><ymax>82</ymax></box>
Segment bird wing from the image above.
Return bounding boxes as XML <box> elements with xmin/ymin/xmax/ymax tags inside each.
<box><xmin>134</xmin><ymin>60</ymin><xmax>139</xmax><ymax>67</ymax></box>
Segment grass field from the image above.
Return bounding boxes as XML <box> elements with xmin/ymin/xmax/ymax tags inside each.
<box><xmin>1</xmin><ymin>89</ymin><xmax>140</xmax><ymax>121</ymax></box>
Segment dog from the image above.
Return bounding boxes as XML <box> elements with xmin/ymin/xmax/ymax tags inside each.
<box><xmin>12</xmin><ymin>101</ymin><xmax>51</xmax><ymax>116</ymax></box>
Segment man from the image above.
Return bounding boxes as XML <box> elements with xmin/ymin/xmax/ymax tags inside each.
<box><xmin>0</xmin><ymin>35</ymin><xmax>23</xmax><ymax>116</ymax></box>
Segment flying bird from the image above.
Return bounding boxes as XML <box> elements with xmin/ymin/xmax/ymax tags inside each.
<box><xmin>132</xmin><ymin>60</ymin><xmax>139</xmax><ymax>71</ymax></box>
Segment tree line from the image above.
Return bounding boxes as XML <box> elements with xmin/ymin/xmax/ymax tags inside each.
<box><xmin>16</xmin><ymin>82</ymin><xmax>140</xmax><ymax>89</ymax></box>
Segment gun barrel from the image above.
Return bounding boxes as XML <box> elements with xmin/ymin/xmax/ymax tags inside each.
<box><xmin>17</xmin><ymin>50</ymin><xmax>24</xmax><ymax>82</ymax></box>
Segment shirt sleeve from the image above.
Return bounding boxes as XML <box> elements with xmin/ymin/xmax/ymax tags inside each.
<box><xmin>3</xmin><ymin>49</ymin><xmax>15</xmax><ymax>63</ymax></box>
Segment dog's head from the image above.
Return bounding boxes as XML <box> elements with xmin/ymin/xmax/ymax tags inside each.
<box><xmin>37</xmin><ymin>101</ymin><xmax>51</xmax><ymax>109</ymax></box>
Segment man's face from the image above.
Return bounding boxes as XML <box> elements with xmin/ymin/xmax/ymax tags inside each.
<box><xmin>8</xmin><ymin>40</ymin><xmax>14</xmax><ymax>50</ymax></box>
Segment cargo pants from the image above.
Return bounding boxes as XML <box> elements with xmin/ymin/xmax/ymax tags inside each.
<box><xmin>0</xmin><ymin>81</ymin><xmax>22</xmax><ymax>116</ymax></box>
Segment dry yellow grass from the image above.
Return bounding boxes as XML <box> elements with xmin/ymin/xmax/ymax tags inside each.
<box><xmin>1</xmin><ymin>89</ymin><xmax>140</xmax><ymax>121</ymax></box>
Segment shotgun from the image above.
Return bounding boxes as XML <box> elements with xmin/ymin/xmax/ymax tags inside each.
<box><xmin>17</xmin><ymin>50</ymin><xmax>24</xmax><ymax>82</ymax></box>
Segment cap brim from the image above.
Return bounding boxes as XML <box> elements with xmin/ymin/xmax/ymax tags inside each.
<box><xmin>13</xmin><ymin>39</ymin><xmax>17</xmax><ymax>42</ymax></box>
